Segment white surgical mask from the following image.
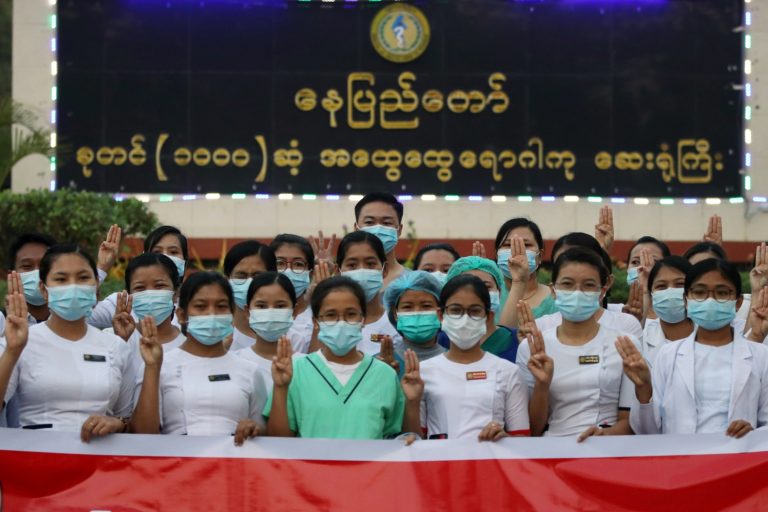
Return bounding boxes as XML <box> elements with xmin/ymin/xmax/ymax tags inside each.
<box><xmin>441</xmin><ymin>314</ymin><xmax>487</xmax><ymax>350</ymax></box>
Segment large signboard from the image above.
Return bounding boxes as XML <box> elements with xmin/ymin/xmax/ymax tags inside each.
<box><xmin>57</xmin><ymin>0</ymin><xmax>743</xmax><ymax>197</ymax></box>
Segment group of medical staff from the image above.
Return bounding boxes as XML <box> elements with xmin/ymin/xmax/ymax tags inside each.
<box><xmin>1</xmin><ymin>192</ymin><xmax>767</xmax><ymax>444</ymax></box>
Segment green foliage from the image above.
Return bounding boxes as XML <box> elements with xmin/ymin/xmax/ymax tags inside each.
<box><xmin>0</xmin><ymin>98</ymin><xmax>55</xmax><ymax>186</ymax></box>
<box><xmin>0</xmin><ymin>189</ymin><xmax>159</xmax><ymax>270</ymax></box>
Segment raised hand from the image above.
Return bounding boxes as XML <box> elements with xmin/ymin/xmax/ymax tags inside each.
<box><xmin>726</xmin><ymin>419</ymin><xmax>754</xmax><ymax>438</ymax></box>
<box><xmin>516</xmin><ymin>300</ymin><xmax>537</xmax><ymax>337</ymax></box>
<box><xmin>400</xmin><ymin>349</ymin><xmax>424</xmax><ymax>402</ymax></box>
<box><xmin>138</xmin><ymin>316</ymin><xmax>163</xmax><ymax>367</ymax></box>
<box><xmin>703</xmin><ymin>214</ymin><xmax>723</xmax><ymax>245</ymax></box>
<box><xmin>527</xmin><ymin>328</ymin><xmax>553</xmax><ymax>386</ymax></box>
<box><xmin>472</xmin><ymin>241</ymin><xmax>487</xmax><ymax>258</ymax></box>
<box><xmin>98</xmin><ymin>224</ymin><xmax>122</xmax><ymax>273</ymax></box>
<box><xmin>621</xmin><ymin>282</ymin><xmax>643</xmax><ymax>323</ymax></box>
<box><xmin>507</xmin><ymin>235</ymin><xmax>530</xmax><ymax>283</ymax></box>
<box><xmin>750</xmin><ymin>242</ymin><xmax>768</xmax><ymax>293</ymax></box>
<box><xmin>614</xmin><ymin>336</ymin><xmax>652</xmax><ymax>403</ymax></box>
<box><xmin>272</xmin><ymin>336</ymin><xmax>294</xmax><ymax>388</ymax></box>
<box><xmin>478</xmin><ymin>420</ymin><xmax>508</xmax><ymax>442</ymax></box>
<box><xmin>308</xmin><ymin>230</ymin><xmax>337</xmax><ymax>265</ymax></box>
<box><xmin>112</xmin><ymin>291</ymin><xmax>136</xmax><ymax>342</ymax></box>
<box><xmin>80</xmin><ymin>414</ymin><xmax>125</xmax><ymax>443</ymax></box>
<box><xmin>595</xmin><ymin>206</ymin><xmax>614</xmax><ymax>253</ymax></box>
<box><xmin>748</xmin><ymin>287</ymin><xmax>768</xmax><ymax>343</ymax></box>
<box><xmin>377</xmin><ymin>335</ymin><xmax>400</xmax><ymax>373</ymax></box>
<box><xmin>4</xmin><ymin>272</ymin><xmax>29</xmax><ymax>354</ymax></box>
<box><xmin>234</xmin><ymin>419</ymin><xmax>261</xmax><ymax>446</ymax></box>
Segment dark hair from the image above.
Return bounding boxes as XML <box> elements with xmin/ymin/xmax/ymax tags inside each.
<box><xmin>125</xmin><ymin>253</ymin><xmax>180</xmax><ymax>293</ymax></box>
<box><xmin>494</xmin><ymin>218</ymin><xmax>544</xmax><ymax>253</ymax></box>
<box><xmin>439</xmin><ymin>274</ymin><xmax>491</xmax><ymax>311</ymax></box>
<box><xmin>39</xmin><ymin>244</ymin><xmax>98</xmax><ymax>284</ymax></box>
<box><xmin>413</xmin><ymin>243</ymin><xmax>460</xmax><ymax>270</ymax></box>
<box><xmin>310</xmin><ymin>275</ymin><xmax>367</xmax><ymax>318</ymax></box>
<box><xmin>223</xmin><ymin>240</ymin><xmax>277</xmax><ymax>276</ymax></box>
<box><xmin>552</xmin><ymin>247</ymin><xmax>610</xmax><ymax>286</ymax></box>
<box><xmin>647</xmin><ymin>256</ymin><xmax>692</xmax><ymax>295</ymax></box>
<box><xmin>684</xmin><ymin>259</ymin><xmax>742</xmax><ymax>297</ymax></box>
<box><xmin>551</xmin><ymin>232</ymin><xmax>612</xmax><ymax>274</ymax></box>
<box><xmin>627</xmin><ymin>236</ymin><xmax>671</xmax><ymax>264</ymax></box>
<box><xmin>246</xmin><ymin>271</ymin><xmax>297</xmax><ymax>307</ymax></box>
<box><xmin>682</xmin><ymin>242</ymin><xmax>727</xmax><ymax>263</ymax></box>
<box><xmin>336</xmin><ymin>231</ymin><xmax>386</xmax><ymax>267</ymax></box>
<box><xmin>354</xmin><ymin>192</ymin><xmax>404</xmax><ymax>223</ymax></box>
<box><xmin>143</xmin><ymin>225</ymin><xmax>189</xmax><ymax>261</ymax></box>
<box><xmin>178</xmin><ymin>271</ymin><xmax>235</xmax><ymax>313</ymax></box>
<box><xmin>9</xmin><ymin>233</ymin><xmax>57</xmax><ymax>270</ymax></box>
<box><xmin>270</xmin><ymin>234</ymin><xmax>315</xmax><ymax>265</ymax></box>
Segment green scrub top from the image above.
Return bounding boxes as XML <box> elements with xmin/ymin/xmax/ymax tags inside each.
<box><xmin>532</xmin><ymin>294</ymin><xmax>558</xmax><ymax>318</ymax></box>
<box><xmin>264</xmin><ymin>352</ymin><xmax>405</xmax><ymax>439</ymax></box>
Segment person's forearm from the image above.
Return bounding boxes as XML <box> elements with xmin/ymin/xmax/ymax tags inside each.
<box><xmin>129</xmin><ymin>366</ymin><xmax>161</xmax><ymax>434</ymax></box>
<box><xmin>498</xmin><ymin>281</ymin><xmax>526</xmax><ymax>328</ymax></box>
<box><xmin>602</xmin><ymin>418</ymin><xmax>632</xmax><ymax>436</ymax></box>
<box><xmin>401</xmin><ymin>399</ymin><xmax>422</xmax><ymax>435</ymax></box>
<box><xmin>528</xmin><ymin>383</ymin><xmax>550</xmax><ymax>436</ymax></box>
<box><xmin>0</xmin><ymin>348</ymin><xmax>21</xmax><ymax>413</ymax></box>
<box><xmin>266</xmin><ymin>387</ymin><xmax>295</xmax><ymax>437</ymax></box>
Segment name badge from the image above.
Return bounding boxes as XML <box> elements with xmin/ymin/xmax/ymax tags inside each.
<box><xmin>83</xmin><ymin>354</ymin><xmax>106</xmax><ymax>362</ymax></box>
<box><xmin>579</xmin><ymin>355</ymin><xmax>600</xmax><ymax>365</ymax></box>
<box><xmin>208</xmin><ymin>374</ymin><xmax>231</xmax><ymax>382</ymax></box>
<box><xmin>466</xmin><ymin>371</ymin><xmax>487</xmax><ymax>381</ymax></box>
<box><xmin>369</xmin><ymin>334</ymin><xmax>386</xmax><ymax>343</ymax></box>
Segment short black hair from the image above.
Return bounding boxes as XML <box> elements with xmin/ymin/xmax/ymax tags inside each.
<box><xmin>178</xmin><ymin>271</ymin><xmax>235</xmax><ymax>313</ymax></box>
<box><xmin>682</xmin><ymin>242</ymin><xmax>727</xmax><ymax>263</ymax></box>
<box><xmin>354</xmin><ymin>192</ymin><xmax>404</xmax><ymax>223</ymax></box>
<box><xmin>413</xmin><ymin>243</ymin><xmax>460</xmax><ymax>270</ymax></box>
<box><xmin>223</xmin><ymin>240</ymin><xmax>277</xmax><ymax>276</ymax></box>
<box><xmin>552</xmin><ymin>247</ymin><xmax>610</xmax><ymax>286</ymax></box>
<box><xmin>494</xmin><ymin>218</ymin><xmax>544</xmax><ymax>253</ymax></box>
<box><xmin>336</xmin><ymin>231</ymin><xmax>386</xmax><ymax>267</ymax></box>
<box><xmin>551</xmin><ymin>232</ymin><xmax>612</xmax><ymax>273</ymax></box>
<box><xmin>269</xmin><ymin>234</ymin><xmax>315</xmax><ymax>265</ymax></box>
<box><xmin>647</xmin><ymin>256</ymin><xmax>692</xmax><ymax>296</ymax></box>
<box><xmin>125</xmin><ymin>253</ymin><xmax>180</xmax><ymax>293</ymax></box>
<box><xmin>627</xmin><ymin>236</ymin><xmax>671</xmax><ymax>263</ymax></box>
<box><xmin>246</xmin><ymin>271</ymin><xmax>297</xmax><ymax>307</ymax></box>
<box><xmin>9</xmin><ymin>233</ymin><xmax>57</xmax><ymax>270</ymax></box>
<box><xmin>39</xmin><ymin>244</ymin><xmax>98</xmax><ymax>284</ymax></box>
<box><xmin>310</xmin><ymin>275</ymin><xmax>367</xmax><ymax>318</ymax></box>
<box><xmin>439</xmin><ymin>274</ymin><xmax>491</xmax><ymax>312</ymax></box>
<box><xmin>684</xmin><ymin>258</ymin><xmax>742</xmax><ymax>297</ymax></box>
<box><xmin>143</xmin><ymin>226</ymin><xmax>189</xmax><ymax>261</ymax></box>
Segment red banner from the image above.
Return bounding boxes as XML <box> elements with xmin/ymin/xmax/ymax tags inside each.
<box><xmin>1</xmin><ymin>428</ymin><xmax>767</xmax><ymax>511</ymax></box>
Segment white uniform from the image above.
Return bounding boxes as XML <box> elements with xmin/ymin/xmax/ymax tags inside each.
<box><xmin>420</xmin><ymin>352</ymin><xmax>529</xmax><ymax>439</ymax></box>
<box><xmin>641</xmin><ymin>318</ymin><xmax>678</xmax><ymax>367</ymax></box>
<box><xmin>120</xmin><ymin>330</ymin><xmax>186</xmax><ymax>401</ymax></box>
<box><xmin>359</xmin><ymin>313</ymin><xmax>402</xmax><ymax>355</ymax></box>
<box><xmin>2</xmin><ymin>323</ymin><xmax>134</xmax><ymax>430</ymax></box>
<box><xmin>736</xmin><ymin>294</ymin><xmax>752</xmax><ymax>322</ymax></box>
<box><xmin>516</xmin><ymin>326</ymin><xmax>637</xmax><ymax>437</ymax></box>
<box><xmin>135</xmin><ymin>349</ymin><xmax>268</xmax><ymax>436</ymax></box>
<box><xmin>88</xmin><ymin>291</ymin><xmax>181</xmax><ymax>330</ymax></box>
<box><xmin>235</xmin><ymin>347</ymin><xmax>307</xmax><ymax>391</ymax></box>
<box><xmin>0</xmin><ymin>314</ymin><xmax>41</xmax><ymax>428</ymax></box>
<box><xmin>287</xmin><ymin>308</ymin><xmax>313</xmax><ymax>354</ymax></box>
<box><xmin>630</xmin><ymin>333</ymin><xmax>768</xmax><ymax>435</ymax></box>
<box><xmin>231</xmin><ymin>323</ymin><xmax>309</xmax><ymax>354</ymax></box>
<box><xmin>536</xmin><ymin>309</ymin><xmax>643</xmax><ymax>343</ymax></box>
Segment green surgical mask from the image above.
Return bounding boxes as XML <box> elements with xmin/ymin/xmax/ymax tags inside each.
<box><xmin>396</xmin><ymin>311</ymin><xmax>441</xmax><ymax>344</ymax></box>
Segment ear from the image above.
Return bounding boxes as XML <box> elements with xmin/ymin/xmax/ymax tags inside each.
<box><xmin>381</xmin><ymin>262</ymin><xmax>389</xmax><ymax>279</ymax></box>
<box><xmin>736</xmin><ymin>295</ymin><xmax>744</xmax><ymax>311</ymax></box>
<box><xmin>606</xmin><ymin>274</ymin><xmax>616</xmax><ymax>290</ymax></box>
<box><xmin>39</xmin><ymin>281</ymin><xmax>48</xmax><ymax>303</ymax></box>
<box><xmin>292</xmin><ymin>304</ymin><xmax>299</xmax><ymax>319</ymax></box>
<box><xmin>172</xmin><ymin>289</ymin><xmax>180</xmax><ymax>305</ymax></box>
<box><xmin>176</xmin><ymin>306</ymin><xmax>187</xmax><ymax>325</ymax></box>
<box><xmin>549</xmin><ymin>283</ymin><xmax>556</xmax><ymax>299</ymax></box>
<box><xmin>353</xmin><ymin>222</ymin><xmax>360</xmax><ymax>232</ymax></box>
<box><xmin>397</xmin><ymin>222</ymin><xmax>403</xmax><ymax>237</ymax></box>
<box><xmin>436</xmin><ymin>309</ymin><xmax>443</xmax><ymax>322</ymax></box>
<box><xmin>487</xmin><ymin>310</ymin><xmax>496</xmax><ymax>329</ymax></box>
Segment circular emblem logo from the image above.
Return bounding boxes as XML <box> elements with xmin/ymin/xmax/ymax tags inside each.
<box><xmin>370</xmin><ymin>4</ymin><xmax>430</xmax><ymax>63</ymax></box>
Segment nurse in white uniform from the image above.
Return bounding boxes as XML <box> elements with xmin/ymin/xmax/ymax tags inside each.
<box><xmin>234</xmin><ymin>271</ymin><xmax>298</xmax><ymax>389</ymax></box>
<box><xmin>642</xmin><ymin>256</ymin><xmax>694</xmax><ymax>364</ymax></box>
<box><xmin>414</xmin><ymin>274</ymin><xmax>529</xmax><ymax>441</ymax></box>
<box><xmin>620</xmin><ymin>259</ymin><xmax>768</xmax><ymax>437</ymax></box>
<box><xmin>0</xmin><ymin>245</ymin><xmax>134</xmax><ymax>441</ymax></box>
<box><xmin>270</xmin><ymin>234</ymin><xmax>315</xmax><ymax>353</ymax></box>
<box><xmin>223</xmin><ymin>240</ymin><xmax>278</xmax><ymax>353</ymax></box>
<box><xmin>131</xmin><ymin>272</ymin><xmax>268</xmax><ymax>445</ymax></box>
<box><xmin>337</xmin><ymin>231</ymin><xmax>402</xmax><ymax>355</ymax></box>
<box><xmin>516</xmin><ymin>247</ymin><xmax>637</xmax><ymax>441</ymax></box>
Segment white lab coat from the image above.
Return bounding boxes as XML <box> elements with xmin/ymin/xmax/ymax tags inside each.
<box><xmin>631</xmin><ymin>333</ymin><xmax>768</xmax><ymax>434</ymax></box>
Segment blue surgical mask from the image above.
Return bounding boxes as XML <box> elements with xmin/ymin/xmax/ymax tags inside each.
<box><xmin>626</xmin><ymin>267</ymin><xmax>639</xmax><ymax>286</ymax></box>
<box><xmin>318</xmin><ymin>321</ymin><xmax>363</xmax><ymax>356</ymax></box>
<box><xmin>360</xmin><ymin>225</ymin><xmax>398</xmax><ymax>254</ymax></box>
<box><xmin>249</xmin><ymin>308</ymin><xmax>293</xmax><ymax>342</ymax></box>
<box><xmin>342</xmin><ymin>269</ymin><xmax>383</xmax><ymax>303</ymax></box>
<box><xmin>187</xmin><ymin>314</ymin><xmax>234</xmax><ymax>346</ymax></box>
<box><xmin>166</xmin><ymin>255</ymin><xmax>186</xmax><ymax>281</ymax></box>
<box><xmin>555</xmin><ymin>290</ymin><xmax>601</xmax><ymax>322</ymax></box>
<box><xmin>430</xmin><ymin>271</ymin><xmax>448</xmax><ymax>286</ymax></box>
<box><xmin>46</xmin><ymin>284</ymin><xmax>97</xmax><ymax>321</ymax></box>
<box><xmin>19</xmin><ymin>270</ymin><xmax>46</xmax><ymax>306</ymax></box>
<box><xmin>687</xmin><ymin>298</ymin><xmax>736</xmax><ymax>331</ymax></box>
<box><xmin>132</xmin><ymin>289</ymin><xmax>175</xmax><ymax>324</ymax></box>
<box><xmin>496</xmin><ymin>249</ymin><xmax>511</xmax><ymax>278</ymax></box>
<box><xmin>489</xmin><ymin>290</ymin><xmax>501</xmax><ymax>315</ymax></box>
<box><xmin>229</xmin><ymin>278</ymin><xmax>252</xmax><ymax>309</ymax></box>
<box><xmin>526</xmin><ymin>250</ymin><xmax>539</xmax><ymax>273</ymax></box>
<box><xmin>282</xmin><ymin>269</ymin><xmax>310</xmax><ymax>297</ymax></box>
<box><xmin>396</xmin><ymin>311</ymin><xmax>441</xmax><ymax>343</ymax></box>
<box><xmin>652</xmin><ymin>288</ymin><xmax>686</xmax><ymax>324</ymax></box>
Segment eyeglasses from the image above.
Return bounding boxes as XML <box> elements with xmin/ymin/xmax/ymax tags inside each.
<box><xmin>277</xmin><ymin>259</ymin><xmax>309</xmax><ymax>273</ymax></box>
<box><xmin>317</xmin><ymin>311</ymin><xmax>363</xmax><ymax>324</ymax></box>
<box><xmin>553</xmin><ymin>282</ymin><xmax>602</xmax><ymax>293</ymax></box>
<box><xmin>443</xmin><ymin>304</ymin><xmax>487</xmax><ymax>320</ymax></box>
<box><xmin>688</xmin><ymin>286</ymin><xmax>736</xmax><ymax>303</ymax></box>
<box><xmin>230</xmin><ymin>271</ymin><xmax>263</xmax><ymax>285</ymax></box>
